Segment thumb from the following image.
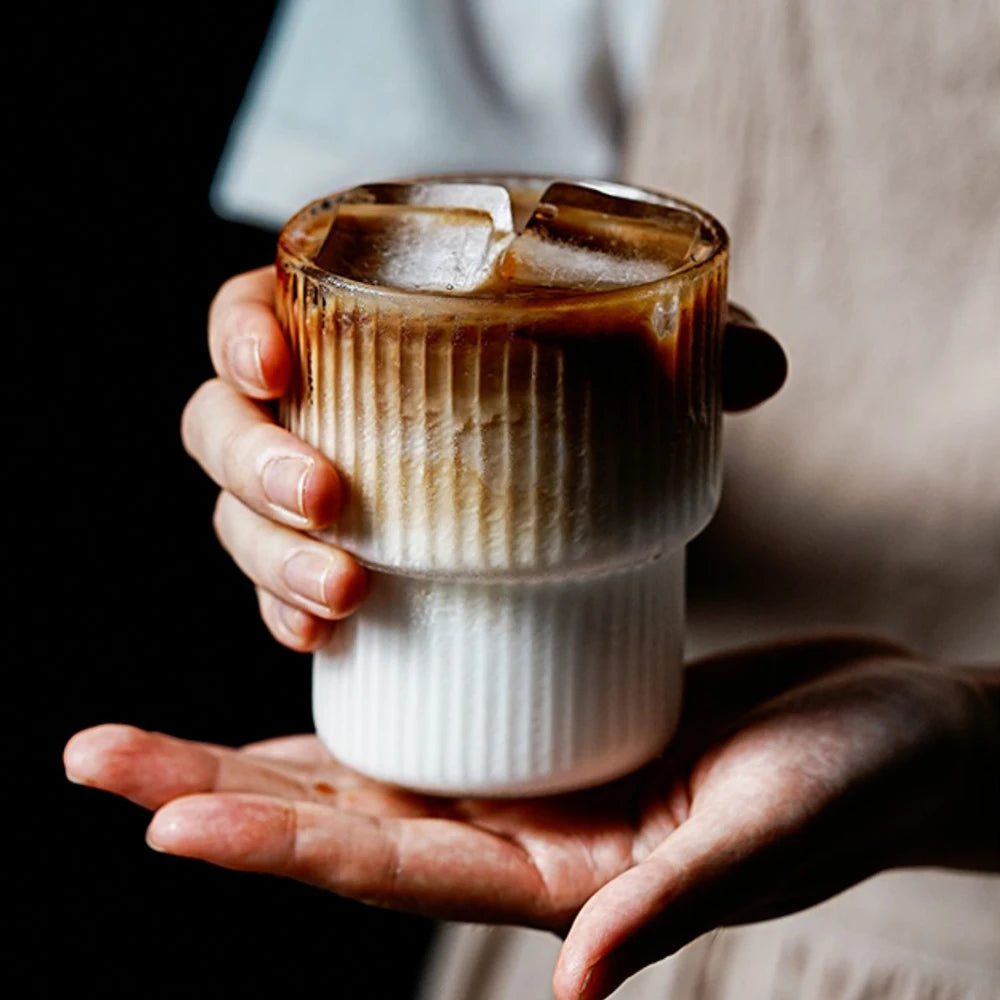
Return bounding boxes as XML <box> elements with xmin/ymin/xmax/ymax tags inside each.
<box><xmin>552</xmin><ymin>824</ymin><xmax>738</xmax><ymax>1000</ymax></box>
<box><xmin>721</xmin><ymin>320</ymin><xmax>787</xmax><ymax>412</ymax></box>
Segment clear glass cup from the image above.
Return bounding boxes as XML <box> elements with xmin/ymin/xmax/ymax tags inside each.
<box><xmin>276</xmin><ymin>176</ymin><xmax>728</xmax><ymax>795</ymax></box>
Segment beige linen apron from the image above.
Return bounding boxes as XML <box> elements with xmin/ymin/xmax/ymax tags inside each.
<box><xmin>420</xmin><ymin>0</ymin><xmax>1000</xmax><ymax>996</ymax></box>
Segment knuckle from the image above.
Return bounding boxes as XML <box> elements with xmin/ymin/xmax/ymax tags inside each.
<box><xmin>180</xmin><ymin>379</ymin><xmax>228</xmax><ymax>461</ymax></box>
<box><xmin>219</xmin><ymin>429</ymin><xmax>248</xmax><ymax>497</ymax></box>
<box><xmin>180</xmin><ymin>379</ymin><xmax>215</xmax><ymax>455</ymax></box>
<box><xmin>179</xmin><ymin>397</ymin><xmax>198</xmax><ymax>456</ymax></box>
<box><xmin>257</xmin><ymin>589</ymin><xmax>283</xmax><ymax>635</ymax></box>
<box><xmin>209</xmin><ymin>273</ymin><xmax>247</xmax><ymax>320</ymax></box>
<box><xmin>219</xmin><ymin>419</ymin><xmax>271</xmax><ymax>499</ymax></box>
<box><xmin>211</xmin><ymin>492</ymin><xmax>233</xmax><ymax>549</ymax></box>
<box><xmin>209</xmin><ymin>274</ymin><xmax>266</xmax><ymax>358</ymax></box>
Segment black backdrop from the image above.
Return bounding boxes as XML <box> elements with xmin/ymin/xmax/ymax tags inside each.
<box><xmin>16</xmin><ymin>5</ymin><xmax>434</xmax><ymax>994</ymax></box>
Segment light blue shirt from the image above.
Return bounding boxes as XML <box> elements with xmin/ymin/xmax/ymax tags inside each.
<box><xmin>213</xmin><ymin>0</ymin><xmax>663</xmax><ymax>228</ymax></box>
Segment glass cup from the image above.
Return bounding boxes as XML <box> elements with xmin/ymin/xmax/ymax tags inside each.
<box><xmin>276</xmin><ymin>176</ymin><xmax>728</xmax><ymax>795</ymax></box>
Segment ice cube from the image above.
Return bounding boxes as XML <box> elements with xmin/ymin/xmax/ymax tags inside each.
<box><xmin>314</xmin><ymin>182</ymin><xmax>514</xmax><ymax>293</ymax></box>
<box><xmin>499</xmin><ymin>182</ymin><xmax>710</xmax><ymax>291</ymax></box>
<box><xmin>378</xmin><ymin>182</ymin><xmax>514</xmax><ymax>234</ymax></box>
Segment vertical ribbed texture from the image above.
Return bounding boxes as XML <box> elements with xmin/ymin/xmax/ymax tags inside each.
<box><xmin>277</xmin><ymin>251</ymin><xmax>726</xmax><ymax>579</ymax></box>
<box><xmin>275</xmin><ymin>184</ymin><xmax>726</xmax><ymax>794</ymax></box>
<box><xmin>313</xmin><ymin>552</ymin><xmax>685</xmax><ymax>796</ymax></box>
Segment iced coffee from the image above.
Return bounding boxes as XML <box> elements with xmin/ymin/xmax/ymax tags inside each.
<box><xmin>276</xmin><ymin>177</ymin><xmax>727</xmax><ymax>795</ymax></box>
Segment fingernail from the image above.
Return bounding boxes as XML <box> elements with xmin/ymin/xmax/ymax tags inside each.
<box><xmin>283</xmin><ymin>550</ymin><xmax>350</xmax><ymax>614</ymax></box>
<box><xmin>262</xmin><ymin>456</ymin><xmax>314</xmax><ymax>526</ymax></box>
<box><xmin>228</xmin><ymin>336</ymin><xmax>266</xmax><ymax>391</ymax></box>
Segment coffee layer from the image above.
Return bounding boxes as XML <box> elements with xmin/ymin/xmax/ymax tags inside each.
<box><xmin>279</xmin><ymin>234</ymin><xmax>725</xmax><ymax>576</ymax></box>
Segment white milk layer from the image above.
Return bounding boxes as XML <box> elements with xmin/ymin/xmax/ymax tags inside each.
<box><xmin>313</xmin><ymin>550</ymin><xmax>685</xmax><ymax>795</ymax></box>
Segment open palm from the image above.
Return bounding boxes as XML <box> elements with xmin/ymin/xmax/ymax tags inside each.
<box><xmin>64</xmin><ymin>638</ymin><xmax>993</xmax><ymax>999</ymax></box>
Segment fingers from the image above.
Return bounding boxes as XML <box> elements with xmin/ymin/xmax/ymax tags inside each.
<box><xmin>65</xmin><ymin>726</ymin><xmax>451</xmax><ymax>820</ymax></box>
<box><xmin>145</xmin><ymin>794</ymin><xmax>552</xmax><ymax>924</ymax></box>
<box><xmin>555</xmin><ymin>648</ymin><xmax>926</xmax><ymax>1000</ymax></box>
<box><xmin>208</xmin><ymin>266</ymin><xmax>291</xmax><ymax>399</ymax></box>
<box><xmin>554</xmin><ymin>823</ymin><xmax>736</xmax><ymax>1000</ymax></box>
<box><xmin>195</xmin><ymin>269</ymin><xmax>363</xmax><ymax>650</ymax></box>
<box><xmin>183</xmin><ymin>380</ymin><xmax>364</xmax><ymax>642</ymax></box>
<box><xmin>554</xmin><ymin>854</ymin><xmax>688</xmax><ymax>1000</ymax></box>
<box><xmin>239</xmin><ymin>734</ymin><xmax>334</xmax><ymax>767</ymax></box>
<box><xmin>214</xmin><ymin>491</ymin><xmax>367</xmax><ymax>620</ymax></box>
<box><xmin>63</xmin><ymin>725</ymin><xmax>314</xmax><ymax>810</ymax></box>
<box><xmin>721</xmin><ymin>315</ymin><xmax>787</xmax><ymax>412</ymax></box>
<box><xmin>555</xmin><ymin>794</ymin><xmax>884</xmax><ymax>1000</ymax></box>
<box><xmin>182</xmin><ymin>378</ymin><xmax>342</xmax><ymax>530</ymax></box>
<box><xmin>256</xmin><ymin>588</ymin><xmax>336</xmax><ymax>652</ymax></box>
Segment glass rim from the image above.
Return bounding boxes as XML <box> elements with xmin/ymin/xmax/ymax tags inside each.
<box><xmin>277</xmin><ymin>173</ymin><xmax>728</xmax><ymax>311</ymax></box>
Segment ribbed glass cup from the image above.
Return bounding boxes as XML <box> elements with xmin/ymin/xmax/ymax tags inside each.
<box><xmin>276</xmin><ymin>176</ymin><xmax>728</xmax><ymax>795</ymax></box>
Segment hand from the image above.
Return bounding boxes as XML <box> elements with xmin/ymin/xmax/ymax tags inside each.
<box><xmin>181</xmin><ymin>268</ymin><xmax>368</xmax><ymax>653</ymax></box>
<box><xmin>64</xmin><ymin>637</ymin><xmax>998</xmax><ymax>1000</ymax></box>
<box><xmin>182</xmin><ymin>268</ymin><xmax>787</xmax><ymax>653</ymax></box>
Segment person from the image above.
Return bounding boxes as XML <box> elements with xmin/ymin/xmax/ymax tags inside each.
<box><xmin>64</xmin><ymin>1</ymin><xmax>1000</xmax><ymax>998</ymax></box>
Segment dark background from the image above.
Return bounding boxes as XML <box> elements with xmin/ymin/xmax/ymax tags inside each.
<box><xmin>17</xmin><ymin>5</ymin><xmax>433</xmax><ymax>994</ymax></box>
